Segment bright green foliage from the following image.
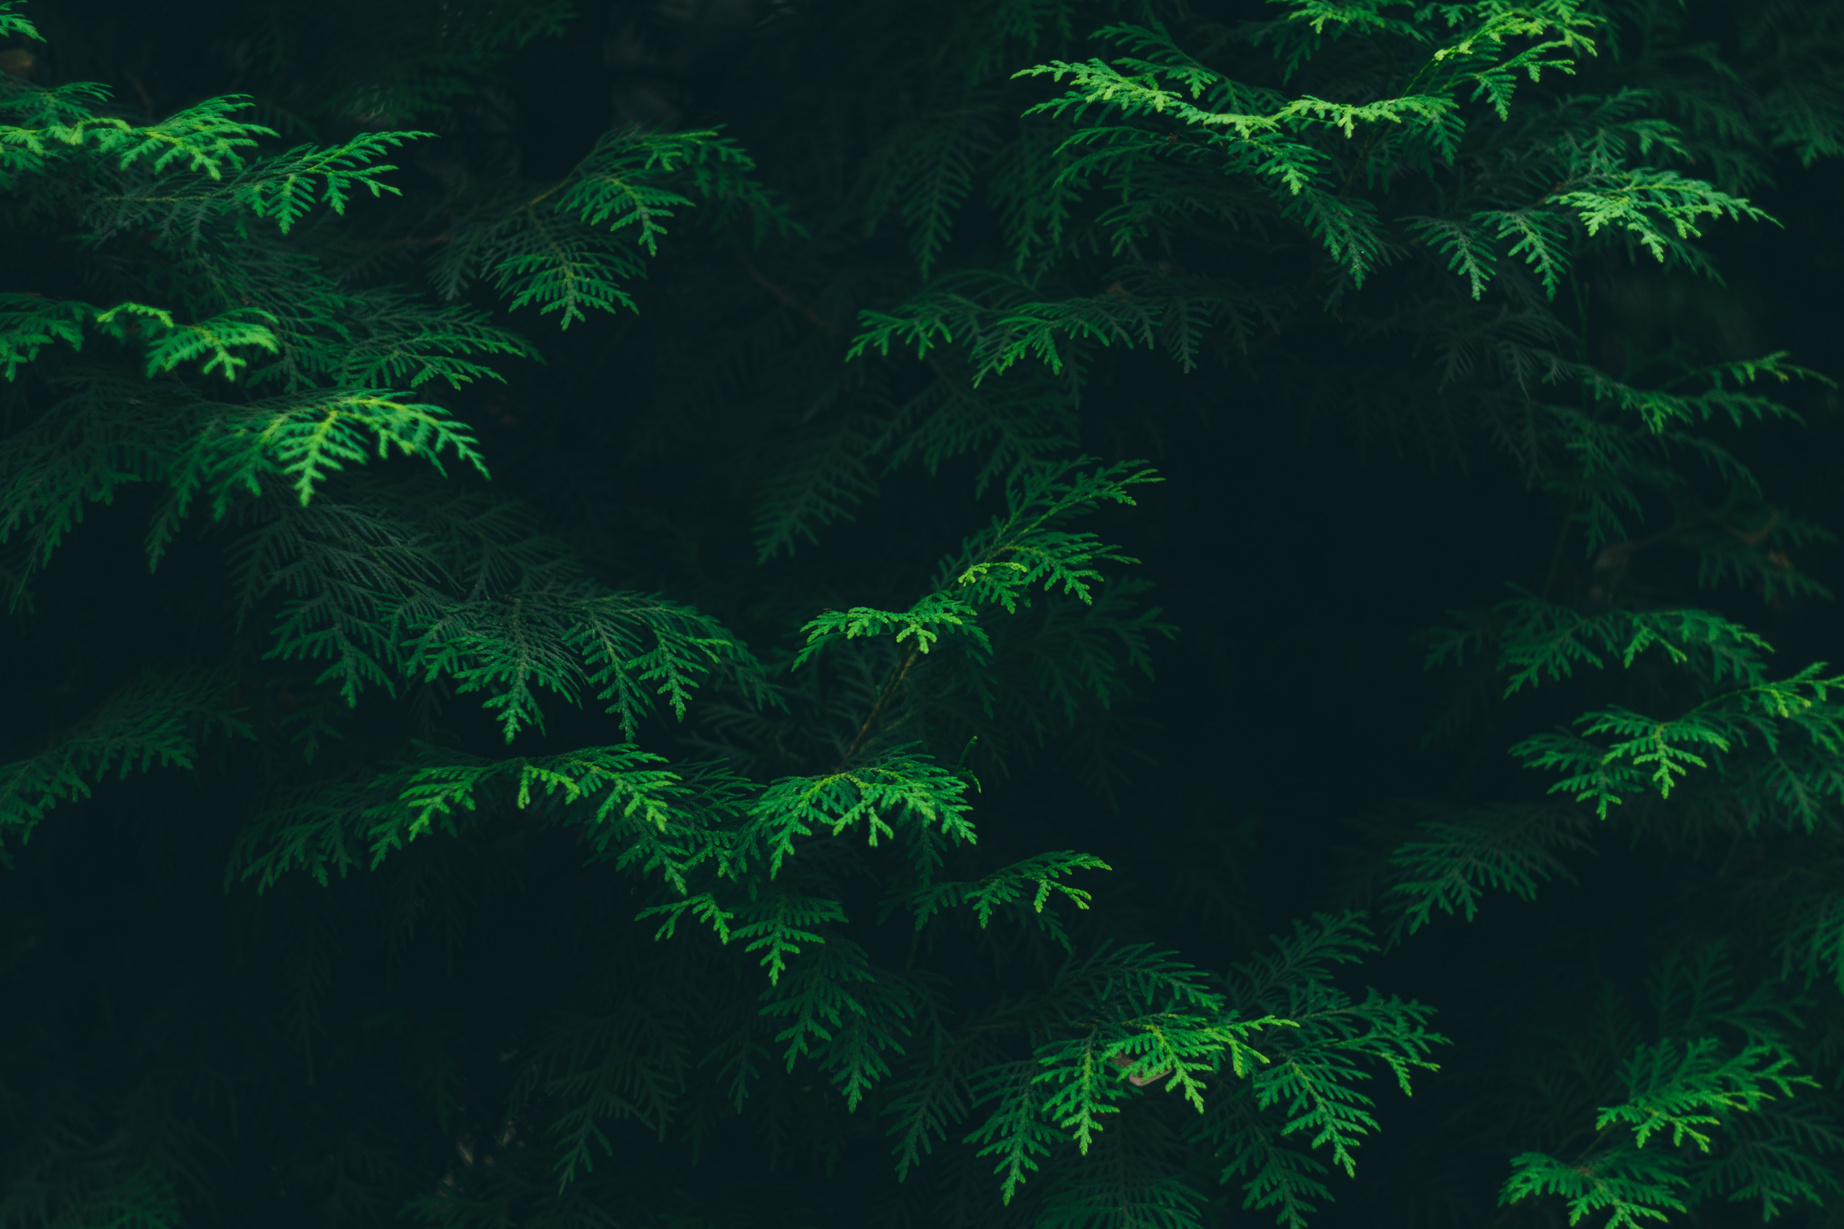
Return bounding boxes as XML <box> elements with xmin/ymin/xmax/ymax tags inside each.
<box><xmin>194</xmin><ymin>389</ymin><xmax>488</xmax><ymax>506</ymax></box>
<box><xmin>960</xmin><ymin>943</ymin><xmax>1289</xmax><ymax>1202</ymax></box>
<box><xmin>746</xmin><ymin>751</ymin><xmax>978</xmax><ymax>875</ymax></box>
<box><xmin>234</xmin><ymin>744</ymin><xmax>687</xmax><ymax>888</ymax></box>
<box><xmin>851</xmin><ymin>272</ymin><xmax>1188</xmax><ymax>384</ymax></box>
<box><xmin>1498</xmin><ymin>948</ymin><xmax>1840</xmax><ymax>1226</ymax></box>
<box><xmin>797</xmin><ymin>592</ymin><xmax>988</xmax><ymax>665</ymax></box>
<box><xmin>428</xmin><ymin>127</ymin><xmax>795</xmax><ymax>328</ymax></box>
<box><xmin>1202</xmin><ymin>914</ymin><xmax>1445</xmax><ymax>1228</ymax></box>
<box><xmin>947</xmin><ymin>460</ymin><xmax>1156</xmax><ymax>605</ymax></box>
<box><xmin>0</xmin><ymin>376</ymin><xmax>490</xmax><ymax>606</ymax></box>
<box><xmin>1514</xmin><ymin>663</ymin><xmax>1844</xmax><ymax>816</ymax></box>
<box><xmin>1502</xmin><ymin>1147</ymin><xmax>1690</xmax><ymax>1229</ymax></box>
<box><xmin>0</xmin><ymin>295</ymin><xmax>280</xmax><ymax>381</ymax></box>
<box><xmin>5</xmin><ymin>0</ymin><xmax>1844</xmax><ymax>1227</ymax></box>
<box><xmin>1597</xmin><ymin>1036</ymin><xmax>1806</xmax><ymax>1151</ymax></box>
<box><xmin>904</xmin><ymin>849</ymin><xmax>1112</xmax><ymax>937</ymax></box>
<box><xmin>793</xmin><ymin>461</ymin><xmax>1160</xmax><ymax>681</ymax></box>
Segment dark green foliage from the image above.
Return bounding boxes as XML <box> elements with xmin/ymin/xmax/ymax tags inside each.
<box><xmin>3</xmin><ymin>0</ymin><xmax>1844</xmax><ymax>1226</ymax></box>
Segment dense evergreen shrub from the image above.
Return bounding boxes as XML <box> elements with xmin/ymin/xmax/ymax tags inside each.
<box><xmin>3</xmin><ymin>0</ymin><xmax>1842</xmax><ymax>1225</ymax></box>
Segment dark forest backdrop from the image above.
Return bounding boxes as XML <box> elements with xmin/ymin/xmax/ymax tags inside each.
<box><xmin>3</xmin><ymin>0</ymin><xmax>1843</xmax><ymax>1226</ymax></box>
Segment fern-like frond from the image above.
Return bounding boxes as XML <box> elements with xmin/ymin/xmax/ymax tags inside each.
<box><xmin>1502</xmin><ymin>1146</ymin><xmax>1688</xmax><ymax>1229</ymax></box>
<box><xmin>1386</xmin><ymin>802</ymin><xmax>1591</xmax><ymax>936</ymax></box>
<box><xmin>0</xmin><ymin>670</ymin><xmax>250</xmax><ymax>852</ymax></box>
<box><xmin>403</xmin><ymin>583</ymin><xmax>763</xmax><ymax>741</ymax></box>
<box><xmin>902</xmin><ymin>849</ymin><xmax>1110</xmax><ymax>937</ymax></box>
<box><xmin>745</xmin><ymin>749</ymin><xmax>977</xmax><ymax>877</ymax></box>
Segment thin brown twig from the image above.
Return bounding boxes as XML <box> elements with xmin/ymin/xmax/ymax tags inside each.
<box><xmin>736</xmin><ymin>251</ymin><xmax>845</xmax><ymax>335</ymax></box>
<box><xmin>835</xmin><ymin>643</ymin><xmax>923</xmax><ymax>773</ymax></box>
